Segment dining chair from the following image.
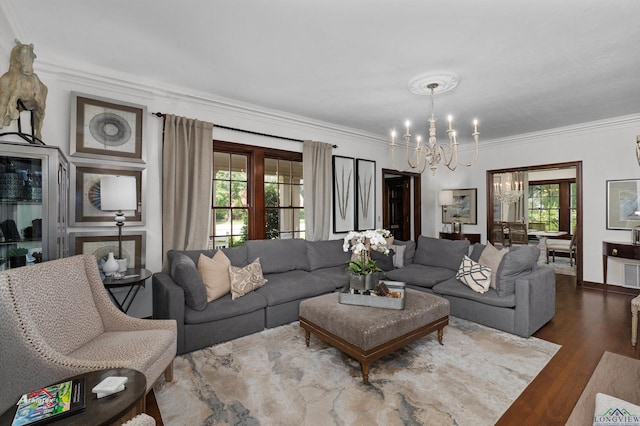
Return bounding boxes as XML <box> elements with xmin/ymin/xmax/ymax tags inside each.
<box><xmin>490</xmin><ymin>222</ymin><xmax>508</xmax><ymax>247</ymax></box>
<box><xmin>507</xmin><ymin>222</ymin><xmax>529</xmax><ymax>245</ymax></box>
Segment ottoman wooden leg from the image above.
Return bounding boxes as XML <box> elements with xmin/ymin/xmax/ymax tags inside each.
<box><xmin>632</xmin><ymin>305</ymin><xmax>638</xmax><ymax>346</ymax></box>
<box><xmin>438</xmin><ymin>327</ymin><xmax>445</xmax><ymax>345</ymax></box>
<box><xmin>305</xmin><ymin>330</ymin><xmax>310</xmax><ymax>347</ymax></box>
<box><xmin>360</xmin><ymin>363</ymin><xmax>370</xmax><ymax>385</ymax></box>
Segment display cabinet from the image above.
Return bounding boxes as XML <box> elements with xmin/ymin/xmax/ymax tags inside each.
<box><xmin>0</xmin><ymin>140</ymin><xmax>69</xmax><ymax>269</ymax></box>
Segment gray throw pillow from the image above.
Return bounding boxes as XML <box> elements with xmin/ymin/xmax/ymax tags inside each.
<box><xmin>371</xmin><ymin>249</ymin><xmax>395</xmax><ymax>271</ymax></box>
<box><xmin>414</xmin><ymin>236</ymin><xmax>470</xmax><ymax>271</ymax></box>
<box><xmin>170</xmin><ymin>253</ymin><xmax>207</xmax><ymax>311</ymax></box>
<box><xmin>495</xmin><ymin>246</ymin><xmax>538</xmax><ymax>297</ymax></box>
<box><xmin>393</xmin><ymin>239</ymin><xmax>416</xmax><ymax>265</ymax></box>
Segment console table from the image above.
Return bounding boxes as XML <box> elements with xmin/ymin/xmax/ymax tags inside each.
<box><xmin>602</xmin><ymin>241</ymin><xmax>640</xmax><ymax>293</ymax></box>
<box><xmin>440</xmin><ymin>232</ymin><xmax>481</xmax><ymax>244</ymax></box>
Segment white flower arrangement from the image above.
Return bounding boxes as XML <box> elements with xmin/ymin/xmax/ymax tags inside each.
<box><xmin>343</xmin><ymin>229</ymin><xmax>390</xmax><ymax>256</ymax></box>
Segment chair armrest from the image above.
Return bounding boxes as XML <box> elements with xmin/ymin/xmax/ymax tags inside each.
<box><xmin>514</xmin><ymin>267</ymin><xmax>556</xmax><ymax>337</ymax></box>
<box><xmin>153</xmin><ymin>272</ymin><xmax>186</xmax><ymax>354</ymax></box>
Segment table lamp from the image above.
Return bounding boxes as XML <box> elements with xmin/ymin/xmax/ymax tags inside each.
<box><xmin>100</xmin><ymin>176</ymin><xmax>137</xmax><ymax>260</ymax></box>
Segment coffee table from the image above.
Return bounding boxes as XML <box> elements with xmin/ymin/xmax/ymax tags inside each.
<box><xmin>299</xmin><ymin>289</ymin><xmax>449</xmax><ymax>384</ymax></box>
<box><xmin>0</xmin><ymin>368</ymin><xmax>146</xmax><ymax>425</ymax></box>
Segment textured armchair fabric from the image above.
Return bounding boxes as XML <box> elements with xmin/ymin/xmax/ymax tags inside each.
<box><xmin>0</xmin><ymin>255</ymin><xmax>177</xmax><ymax>413</ymax></box>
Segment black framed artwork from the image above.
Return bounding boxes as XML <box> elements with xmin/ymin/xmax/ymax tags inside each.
<box><xmin>355</xmin><ymin>158</ymin><xmax>376</xmax><ymax>230</ymax></box>
<box><xmin>332</xmin><ymin>155</ymin><xmax>355</xmax><ymax>233</ymax></box>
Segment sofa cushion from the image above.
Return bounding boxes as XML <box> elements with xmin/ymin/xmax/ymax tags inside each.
<box><xmin>495</xmin><ymin>246</ymin><xmax>539</xmax><ymax>297</ymax></box>
<box><xmin>479</xmin><ymin>242</ymin><xmax>509</xmax><ymax>290</ymax></box>
<box><xmin>456</xmin><ymin>255</ymin><xmax>491</xmax><ymax>294</ymax></box>
<box><xmin>432</xmin><ymin>278</ymin><xmax>517</xmax><ymax>308</ymax></box>
<box><xmin>469</xmin><ymin>243</ymin><xmax>486</xmax><ymax>262</ymax></box>
<box><xmin>306</xmin><ymin>239</ymin><xmax>350</xmax><ymax>271</ymax></box>
<box><xmin>414</xmin><ymin>236</ymin><xmax>470</xmax><ymax>271</ymax></box>
<box><xmin>371</xmin><ymin>249</ymin><xmax>395</xmax><ymax>271</ymax></box>
<box><xmin>167</xmin><ymin>245</ymin><xmax>248</xmax><ymax>270</ymax></box>
<box><xmin>198</xmin><ymin>252</ymin><xmax>231</xmax><ymax>302</ymax></box>
<box><xmin>255</xmin><ymin>270</ymin><xmax>336</xmax><ymax>306</ymax></box>
<box><xmin>229</xmin><ymin>257</ymin><xmax>268</xmax><ymax>300</ymax></box>
<box><xmin>247</xmin><ymin>239</ymin><xmax>310</xmax><ymax>274</ymax></box>
<box><xmin>309</xmin><ymin>265</ymin><xmax>350</xmax><ymax>289</ymax></box>
<box><xmin>393</xmin><ymin>239</ymin><xmax>416</xmax><ymax>265</ymax></box>
<box><xmin>184</xmin><ymin>291</ymin><xmax>267</xmax><ymax>324</ymax></box>
<box><xmin>385</xmin><ymin>263</ymin><xmax>455</xmax><ymax>289</ymax></box>
<box><xmin>170</xmin><ymin>253</ymin><xmax>207</xmax><ymax>311</ymax></box>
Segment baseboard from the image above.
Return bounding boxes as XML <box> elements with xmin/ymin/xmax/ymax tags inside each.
<box><xmin>581</xmin><ymin>280</ymin><xmax>640</xmax><ymax>296</ymax></box>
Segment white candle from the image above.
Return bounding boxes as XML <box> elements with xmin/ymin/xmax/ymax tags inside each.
<box><xmin>473</xmin><ymin>119</ymin><xmax>478</xmax><ymax>133</ymax></box>
<box><xmin>448</xmin><ymin>115</ymin><xmax>453</xmax><ymax>130</ymax></box>
<box><xmin>405</xmin><ymin>120</ymin><xmax>410</xmax><ymax>134</ymax></box>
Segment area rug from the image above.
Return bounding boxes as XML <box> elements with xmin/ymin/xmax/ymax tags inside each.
<box><xmin>154</xmin><ymin>317</ymin><xmax>560</xmax><ymax>426</ymax></box>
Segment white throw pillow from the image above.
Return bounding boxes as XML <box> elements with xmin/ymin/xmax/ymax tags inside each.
<box><xmin>456</xmin><ymin>255</ymin><xmax>491</xmax><ymax>294</ymax></box>
<box><xmin>390</xmin><ymin>244</ymin><xmax>406</xmax><ymax>268</ymax></box>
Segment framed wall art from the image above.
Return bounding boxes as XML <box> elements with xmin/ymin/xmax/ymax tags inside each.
<box><xmin>70</xmin><ymin>162</ymin><xmax>145</xmax><ymax>226</ymax></box>
<box><xmin>607</xmin><ymin>179</ymin><xmax>640</xmax><ymax>229</ymax></box>
<box><xmin>442</xmin><ymin>188</ymin><xmax>478</xmax><ymax>225</ymax></box>
<box><xmin>332</xmin><ymin>155</ymin><xmax>355</xmax><ymax>233</ymax></box>
<box><xmin>355</xmin><ymin>158</ymin><xmax>376</xmax><ymax>231</ymax></box>
<box><xmin>69</xmin><ymin>230</ymin><xmax>146</xmax><ymax>269</ymax></box>
<box><xmin>70</xmin><ymin>92</ymin><xmax>146</xmax><ymax>163</ymax></box>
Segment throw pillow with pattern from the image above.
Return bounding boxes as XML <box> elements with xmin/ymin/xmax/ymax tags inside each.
<box><xmin>229</xmin><ymin>257</ymin><xmax>268</xmax><ymax>300</ymax></box>
<box><xmin>456</xmin><ymin>255</ymin><xmax>492</xmax><ymax>293</ymax></box>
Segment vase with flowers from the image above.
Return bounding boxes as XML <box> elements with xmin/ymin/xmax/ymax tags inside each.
<box><xmin>343</xmin><ymin>229</ymin><xmax>391</xmax><ymax>291</ymax></box>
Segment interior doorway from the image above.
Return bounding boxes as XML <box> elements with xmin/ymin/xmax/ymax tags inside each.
<box><xmin>382</xmin><ymin>169</ymin><xmax>421</xmax><ymax>242</ymax></box>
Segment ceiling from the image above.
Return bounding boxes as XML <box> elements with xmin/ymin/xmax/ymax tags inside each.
<box><xmin>6</xmin><ymin>0</ymin><xmax>640</xmax><ymax>142</ymax></box>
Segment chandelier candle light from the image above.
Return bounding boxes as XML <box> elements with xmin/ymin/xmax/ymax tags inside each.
<box><xmin>494</xmin><ymin>175</ymin><xmax>524</xmax><ymax>204</ymax></box>
<box><xmin>390</xmin><ymin>74</ymin><xmax>480</xmax><ymax>175</ymax></box>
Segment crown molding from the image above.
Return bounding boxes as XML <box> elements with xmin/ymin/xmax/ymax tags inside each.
<box><xmin>481</xmin><ymin>113</ymin><xmax>640</xmax><ymax>149</ymax></box>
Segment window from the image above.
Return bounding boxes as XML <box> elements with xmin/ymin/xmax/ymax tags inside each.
<box><xmin>212</xmin><ymin>141</ymin><xmax>304</xmax><ymax>246</ymax></box>
<box><xmin>528</xmin><ymin>179</ymin><xmax>576</xmax><ymax>233</ymax></box>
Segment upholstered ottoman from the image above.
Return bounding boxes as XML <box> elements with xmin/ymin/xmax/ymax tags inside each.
<box><xmin>299</xmin><ymin>289</ymin><xmax>450</xmax><ymax>384</ymax></box>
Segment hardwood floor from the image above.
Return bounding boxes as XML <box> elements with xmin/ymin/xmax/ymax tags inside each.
<box><xmin>497</xmin><ymin>274</ymin><xmax>639</xmax><ymax>425</ymax></box>
<box><xmin>145</xmin><ymin>273</ymin><xmax>639</xmax><ymax>425</ymax></box>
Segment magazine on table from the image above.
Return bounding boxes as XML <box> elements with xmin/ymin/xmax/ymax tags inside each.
<box><xmin>11</xmin><ymin>378</ymin><xmax>85</xmax><ymax>426</ymax></box>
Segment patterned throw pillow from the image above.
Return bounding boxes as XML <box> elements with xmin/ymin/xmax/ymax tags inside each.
<box><xmin>229</xmin><ymin>257</ymin><xmax>268</xmax><ymax>300</ymax></box>
<box><xmin>456</xmin><ymin>255</ymin><xmax>492</xmax><ymax>294</ymax></box>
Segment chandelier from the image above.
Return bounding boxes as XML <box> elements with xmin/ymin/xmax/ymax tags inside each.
<box><xmin>390</xmin><ymin>74</ymin><xmax>479</xmax><ymax>175</ymax></box>
<box><xmin>494</xmin><ymin>173</ymin><xmax>524</xmax><ymax>204</ymax></box>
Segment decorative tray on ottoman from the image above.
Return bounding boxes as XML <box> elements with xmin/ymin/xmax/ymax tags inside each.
<box><xmin>339</xmin><ymin>280</ymin><xmax>406</xmax><ymax>310</ymax></box>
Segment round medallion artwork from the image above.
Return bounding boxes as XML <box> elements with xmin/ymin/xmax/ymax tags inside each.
<box><xmin>87</xmin><ymin>182</ymin><xmax>101</xmax><ymax>209</ymax></box>
<box><xmin>89</xmin><ymin>112</ymin><xmax>132</xmax><ymax>146</ymax></box>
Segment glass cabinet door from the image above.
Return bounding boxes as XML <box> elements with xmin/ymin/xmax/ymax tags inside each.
<box><xmin>0</xmin><ymin>141</ymin><xmax>68</xmax><ymax>269</ymax></box>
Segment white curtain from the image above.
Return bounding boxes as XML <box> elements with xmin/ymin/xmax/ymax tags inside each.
<box><xmin>162</xmin><ymin>115</ymin><xmax>214</xmax><ymax>263</ymax></box>
<box><xmin>303</xmin><ymin>140</ymin><xmax>333</xmax><ymax>240</ymax></box>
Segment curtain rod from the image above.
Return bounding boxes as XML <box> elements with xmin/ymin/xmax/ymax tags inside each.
<box><xmin>152</xmin><ymin>112</ymin><xmax>337</xmax><ymax>148</ymax></box>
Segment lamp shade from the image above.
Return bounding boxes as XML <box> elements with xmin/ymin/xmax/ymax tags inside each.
<box><xmin>100</xmin><ymin>176</ymin><xmax>137</xmax><ymax>211</ymax></box>
<box><xmin>439</xmin><ymin>190</ymin><xmax>454</xmax><ymax>206</ymax></box>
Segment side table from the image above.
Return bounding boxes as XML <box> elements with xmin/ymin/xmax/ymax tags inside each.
<box><xmin>0</xmin><ymin>368</ymin><xmax>146</xmax><ymax>425</ymax></box>
<box><xmin>102</xmin><ymin>268</ymin><xmax>152</xmax><ymax>313</ymax></box>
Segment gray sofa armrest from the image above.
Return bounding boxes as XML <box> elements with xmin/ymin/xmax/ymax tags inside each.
<box><xmin>514</xmin><ymin>267</ymin><xmax>556</xmax><ymax>337</ymax></box>
<box><xmin>153</xmin><ymin>272</ymin><xmax>186</xmax><ymax>354</ymax></box>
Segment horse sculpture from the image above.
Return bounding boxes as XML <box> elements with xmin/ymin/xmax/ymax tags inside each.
<box><xmin>0</xmin><ymin>40</ymin><xmax>48</xmax><ymax>141</ymax></box>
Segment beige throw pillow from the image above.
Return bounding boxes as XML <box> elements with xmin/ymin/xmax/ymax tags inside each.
<box><xmin>229</xmin><ymin>257</ymin><xmax>268</xmax><ymax>300</ymax></box>
<box><xmin>198</xmin><ymin>251</ymin><xmax>231</xmax><ymax>302</ymax></box>
<box><xmin>479</xmin><ymin>242</ymin><xmax>509</xmax><ymax>289</ymax></box>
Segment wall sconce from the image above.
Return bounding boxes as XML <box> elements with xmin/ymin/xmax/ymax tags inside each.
<box><xmin>100</xmin><ymin>176</ymin><xmax>137</xmax><ymax>260</ymax></box>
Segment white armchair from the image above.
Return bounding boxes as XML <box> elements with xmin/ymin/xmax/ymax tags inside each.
<box><xmin>0</xmin><ymin>254</ymin><xmax>177</xmax><ymax>413</ymax></box>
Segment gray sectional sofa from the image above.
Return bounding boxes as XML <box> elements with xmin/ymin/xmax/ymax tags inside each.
<box><xmin>153</xmin><ymin>236</ymin><xmax>555</xmax><ymax>354</ymax></box>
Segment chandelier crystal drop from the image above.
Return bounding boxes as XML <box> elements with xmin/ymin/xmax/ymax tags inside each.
<box><xmin>390</xmin><ymin>81</ymin><xmax>479</xmax><ymax>175</ymax></box>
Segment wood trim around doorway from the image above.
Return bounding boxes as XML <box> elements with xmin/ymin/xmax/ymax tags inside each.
<box><xmin>382</xmin><ymin>168</ymin><xmax>421</xmax><ymax>242</ymax></box>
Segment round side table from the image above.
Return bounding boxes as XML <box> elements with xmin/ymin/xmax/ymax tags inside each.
<box><xmin>102</xmin><ymin>268</ymin><xmax>152</xmax><ymax>313</ymax></box>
